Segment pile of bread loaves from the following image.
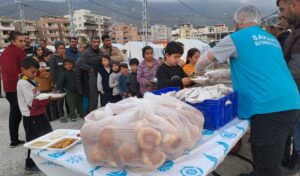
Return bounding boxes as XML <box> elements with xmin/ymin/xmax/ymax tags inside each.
<box><xmin>81</xmin><ymin>93</ymin><xmax>205</xmax><ymax>172</ymax></box>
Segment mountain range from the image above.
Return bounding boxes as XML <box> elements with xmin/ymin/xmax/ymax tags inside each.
<box><xmin>0</xmin><ymin>0</ymin><xmax>277</xmax><ymax>27</ymax></box>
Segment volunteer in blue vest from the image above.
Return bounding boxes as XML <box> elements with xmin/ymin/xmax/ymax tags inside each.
<box><xmin>196</xmin><ymin>5</ymin><xmax>300</xmax><ymax>176</ymax></box>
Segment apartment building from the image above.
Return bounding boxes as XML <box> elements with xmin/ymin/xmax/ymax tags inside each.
<box><xmin>112</xmin><ymin>23</ymin><xmax>138</xmax><ymax>44</ymax></box>
<box><xmin>0</xmin><ymin>17</ymin><xmax>15</xmax><ymax>48</ymax></box>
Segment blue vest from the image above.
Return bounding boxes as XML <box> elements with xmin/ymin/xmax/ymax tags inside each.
<box><xmin>230</xmin><ymin>26</ymin><xmax>300</xmax><ymax>119</ymax></box>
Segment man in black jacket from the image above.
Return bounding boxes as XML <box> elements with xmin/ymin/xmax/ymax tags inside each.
<box><xmin>278</xmin><ymin>0</ymin><xmax>300</xmax><ymax>173</ymax></box>
<box><xmin>76</xmin><ymin>35</ymin><xmax>102</xmax><ymax>114</ymax></box>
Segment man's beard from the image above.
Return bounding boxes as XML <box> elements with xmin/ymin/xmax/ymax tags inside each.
<box><xmin>286</xmin><ymin>11</ymin><xmax>299</xmax><ymax>27</ymax></box>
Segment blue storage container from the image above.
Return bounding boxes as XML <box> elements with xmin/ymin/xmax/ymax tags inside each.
<box><xmin>188</xmin><ymin>92</ymin><xmax>238</xmax><ymax>130</ymax></box>
<box><xmin>151</xmin><ymin>87</ymin><xmax>180</xmax><ymax>95</ymax></box>
<box><xmin>152</xmin><ymin>87</ymin><xmax>238</xmax><ymax>130</ymax></box>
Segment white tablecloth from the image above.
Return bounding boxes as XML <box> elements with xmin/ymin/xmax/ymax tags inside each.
<box><xmin>31</xmin><ymin>118</ymin><xmax>250</xmax><ymax>176</ymax></box>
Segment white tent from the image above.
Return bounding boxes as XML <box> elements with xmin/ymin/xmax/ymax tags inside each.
<box><xmin>99</xmin><ymin>43</ymin><xmax>125</xmax><ymax>51</ymax></box>
<box><xmin>124</xmin><ymin>41</ymin><xmax>164</xmax><ymax>62</ymax></box>
<box><xmin>176</xmin><ymin>39</ymin><xmax>210</xmax><ymax>61</ymax></box>
<box><xmin>112</xmin><ymin>43</ymin><xmax>125</xmax><ymax>51</ymax></box>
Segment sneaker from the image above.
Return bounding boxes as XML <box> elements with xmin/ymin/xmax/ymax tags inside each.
<box><xmin>59</xmin><ymin>117</ymin><xmax>68</xmax><ymax>123</ymax></box>
<box><xmin>70</xmin><ymin>118</ymin><xmax>77</xmax><ymax>122</ymax></box>
<box><xmin>283</xmin><ymin>155</ymin><xmax>300</xmax><ymax>175</ymax></box>
<box><xmin>10</xmin><ymin>140</ymin><xmax>25</xmax><ymax>148</ymax></box>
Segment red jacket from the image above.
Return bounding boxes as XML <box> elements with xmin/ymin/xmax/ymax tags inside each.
<box><xmin>0</xmin><ymin>44</ymin><xmax>25</xmax><ymax>92</ymax></box>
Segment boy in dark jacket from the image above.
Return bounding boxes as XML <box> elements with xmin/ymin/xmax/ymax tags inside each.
<box><xmin>57</xmin><ymin>59</ymin><xmax>82</xmax><ymax>122</ymax></box>
<box><xmin>97</xmin><ymin>55</ymin><xmax>112</xmax><ymax>107</ymax></box>
<box><xmin>119</xmin><ymin>63</ymin><xmax>129</xmax><ymax>98</ymax></box>
<box><xmin>127</xmin><ymin>58</ymin><xmax>141</xmax><ymax>97</ymax></box>
<box><xmin>50</xmin><ymin>41</ymin><xmax>66</xmax><ymax>118</ymax></box>
<box><xmin>156</xmin><ymin>42</ymin><xmax>192</xmax><ymax>89</ymax></box>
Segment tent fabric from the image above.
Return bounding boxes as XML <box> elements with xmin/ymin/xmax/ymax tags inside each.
<box><xmin>176</xmin><ymin>39</ymin><xmax>210</xmax><ymax>61</ymax></box>
<box><xmin>124</xmin><ymin>41</ymin><xmax>164</xmax><ymax>62</ymax></box>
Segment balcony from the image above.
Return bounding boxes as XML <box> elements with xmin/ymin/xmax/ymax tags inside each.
<box><xmin>0</xmin><ymin>34</ymin><xmax>9</xmax><ymax>38</ymax></box>
<box><xmin>26</xmin><ymin>26</ymin><xmax>36</xmax><ymax>32</ymax></box>
<box><xmin>45</xmin><ymin>33</ymin><xmax>60</xmax><ymax>38</ymax></box>
<box><xmin>85</xmin><ymin>25</ymin><xmax>97</xmax><ymax>31</ymax></box>
<box><xmin>85</xmin><ymin>20</ymin><xmax>96</xmax><ymax>25</ymax></box>
<box><xmin>45</xmin><ymin>26</ymin><xmax>59</xmax><ymax>30</ymax></box>
<box><xmin>0</xmin><ymin>26</ymin><xmax>15</xmax><ymax>31</ymax></box>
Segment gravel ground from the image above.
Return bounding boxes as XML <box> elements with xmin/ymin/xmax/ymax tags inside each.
<box><xmin>0</xmin><ymin>98</ymin><xmax>298</xmax><ymax>176</ymax></box>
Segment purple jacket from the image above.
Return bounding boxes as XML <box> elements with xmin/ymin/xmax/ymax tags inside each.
<box><xmin>137</xmin><ymin>59</ymin><xmax>161</xmax><ymax>94</ymax></box>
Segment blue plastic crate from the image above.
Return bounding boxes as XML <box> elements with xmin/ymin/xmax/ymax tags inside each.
<box><xmin>188</xmin><ymin>92</ymin><xmax>238</xmax><ymax>130</ymax></box>
<box><xmin>152</xmin><ymin>87</ymin><xmax>238</xmax><ymax>130</ymax></box>
<box><xmin>152</xmin><ymin>87</ymin><xmax>180</xmax><ymax>95</ymax></box>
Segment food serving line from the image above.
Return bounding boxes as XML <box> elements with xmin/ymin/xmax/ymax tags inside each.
<box><xmin>25</xmin><ymin>70</ymin><xmax>252</xmax><ymax>176</ymax></box>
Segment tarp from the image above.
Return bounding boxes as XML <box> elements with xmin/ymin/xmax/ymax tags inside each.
<box><xmin>176</xmin><ymin>39</ymin><xmax>210</xmax><ymax>61</ymax></box>
<box><xmin>124</xmin><ymin>41</ymin><xmax>164</xmax><ymax>62</ymax></box>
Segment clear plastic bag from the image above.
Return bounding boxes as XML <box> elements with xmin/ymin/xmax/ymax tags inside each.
<box><xmin>81</xmin><ymin>93</ymin><xmax>204</xmax><ymax>171</ymax></box>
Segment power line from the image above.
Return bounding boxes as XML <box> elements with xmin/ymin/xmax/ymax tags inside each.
<box><xmin>22</xmin><ymin>3</ymin><xmax>60</xmax><ymax>17</ymax></box>
<box><xmin>87</xmin><ymin>0</ymin><xmax>141</xmax><ymax>20</ymax></box>
<box><xmin>15</xmin><ymin>0</ymin><xmax>26</xmax><ymax>32</ymax></box>
<box><xmin>176</xmin><ymin>0</ymin><xmax>227</xmax><ymax>20</ymax></box>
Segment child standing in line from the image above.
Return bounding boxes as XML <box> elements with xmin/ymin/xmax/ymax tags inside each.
<box><xmin>183</xmin><ymin>48</ymin><xmax>201</xmax><ymax>76</ymax></box>
<box><xmin>118</xmin><ymin>63</ymin><xmax>129</xmax><ymax>98</ymax></box>
<box><xmin>109</xmin><ymin>61</ymin><xmax>122</xmax><ymax>103</ymax></box>
<box><xmin>97</xmin><ymin>55</ymin><xmax>112</xmax><ymax>107</ymax></box>
<box><xmin>56</xmin><ymin>59</ymin><xmax>82</xmax><ymax>122</ymax></box>
<box><xmin>17</xmin><ymin>57</ymin><xmax>53</xmax><ymax>172</ymax></box>
<box><xmin>137</xmin><ymin>46</ymin><xmax>161</xmax><ymax>95</ymax></box>
<box><xmin>127</xmin><ymin>58</ymin><xmax>141</xmax><ymax>97</ymax></box>
<box><xmin>156</xmin><ymin>42</ymin><xmax>192</xmax><ymax>89</ymax></box>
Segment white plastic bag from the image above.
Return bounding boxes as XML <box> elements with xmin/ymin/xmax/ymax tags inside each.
<box><xmin>81</xmin><ymin>93</ymin><xmax>204</xmax><ymax>171</ymax></box>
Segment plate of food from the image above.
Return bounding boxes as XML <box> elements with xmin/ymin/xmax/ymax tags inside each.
<box><xmin>24</xmin><ymin>129</ymin><xmax>81</xmax><ymax>151</ymax></box>
<box><xmin>150</xmin><ymin>78</ymin><xmax>158</xmax><ymax>83</ymax></box>
<box><xmin>24</xmin><ymin>140</ymin><xmax>52</xmax><ymax>150</ymax></box>
<box><xmin>35</xmin><ymin>93</ymin><xmax>66</xmax><ymax>100</ymax></box>
<box><xmin>191</xmin><ymin>76</ymin><xmax>210</xmax><ymax>84</ymax></box>
<box><xmin>47</xmin><ymin>137</ymin><xmax>81</xmax><ymax>151</ymax></box>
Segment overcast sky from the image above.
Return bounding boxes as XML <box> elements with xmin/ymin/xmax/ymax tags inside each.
<box><xmin>139</xmin><ymin>0</ymin><xmax>277</xmax><ymax>7</ymax></box>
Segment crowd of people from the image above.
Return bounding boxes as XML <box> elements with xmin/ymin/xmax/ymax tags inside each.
<box><xmin>0</xmin><ymin>30</ymin><xmax>200</xmax><ymax>171</ymax></box>
<box><xmin>0</xmin><ymin>0</ymin><xmax>299</xmax><ymax>175</ymax></box>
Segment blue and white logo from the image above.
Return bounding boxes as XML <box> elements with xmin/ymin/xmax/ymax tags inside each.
<box><xmin>180</xmin><ymin>166</ymin><xmax>203</xmax><ymax>176</ymax></box>
<box><xmin>158</xmin><ymin>160</ymin><xmax>174</xmax><ymax>172</ymax></box>
<box><xmin>107</xmin><ymin>170</ymin><xmax>127</xmax><ymax>176</ymax></box>
<box><xmin>202</xmin><ymin>130</ymin><xmax>214</xmax><ymax>136</ymax></box>
<box><xmin>220</xmin><ymin>131</ymin><xmax>237</xmax><ymax>139</ymax></box>
<box><xmin>235</xmin><ymin>125</ymin><xmax>245</xmax><ymax>133</ymax></box>
<box><xmin>48</xmin><ymin>151</ymin><xmax>65</xmax><ymax>159</ymax></box>
<box><xmin>37</xmin><ymin>149</ymin><xmax>47</xmax><ymax>157</ymax></box>
<box><xmin>65</xmin><ymin>154</ymin><xmax>84</xmax><ymax>164</ymax></box>
<box><xmin>41</xmin><ymin>161</ymin><xmax>61</xmax><ymax>167</ymax></box>
<box><xmin>203</xmin><ymin>154</ymin><xmax>218</xmax><ymax>168</ymax></box>
<box><xmin>217</xmin><ymin>141</ymin><xmax>229</xmax><ymax>154</ymax></box>
<box><xmin>89</xmin><ymin>166</ymin><xmax>101</xmax><ymax>176</ymax></box>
